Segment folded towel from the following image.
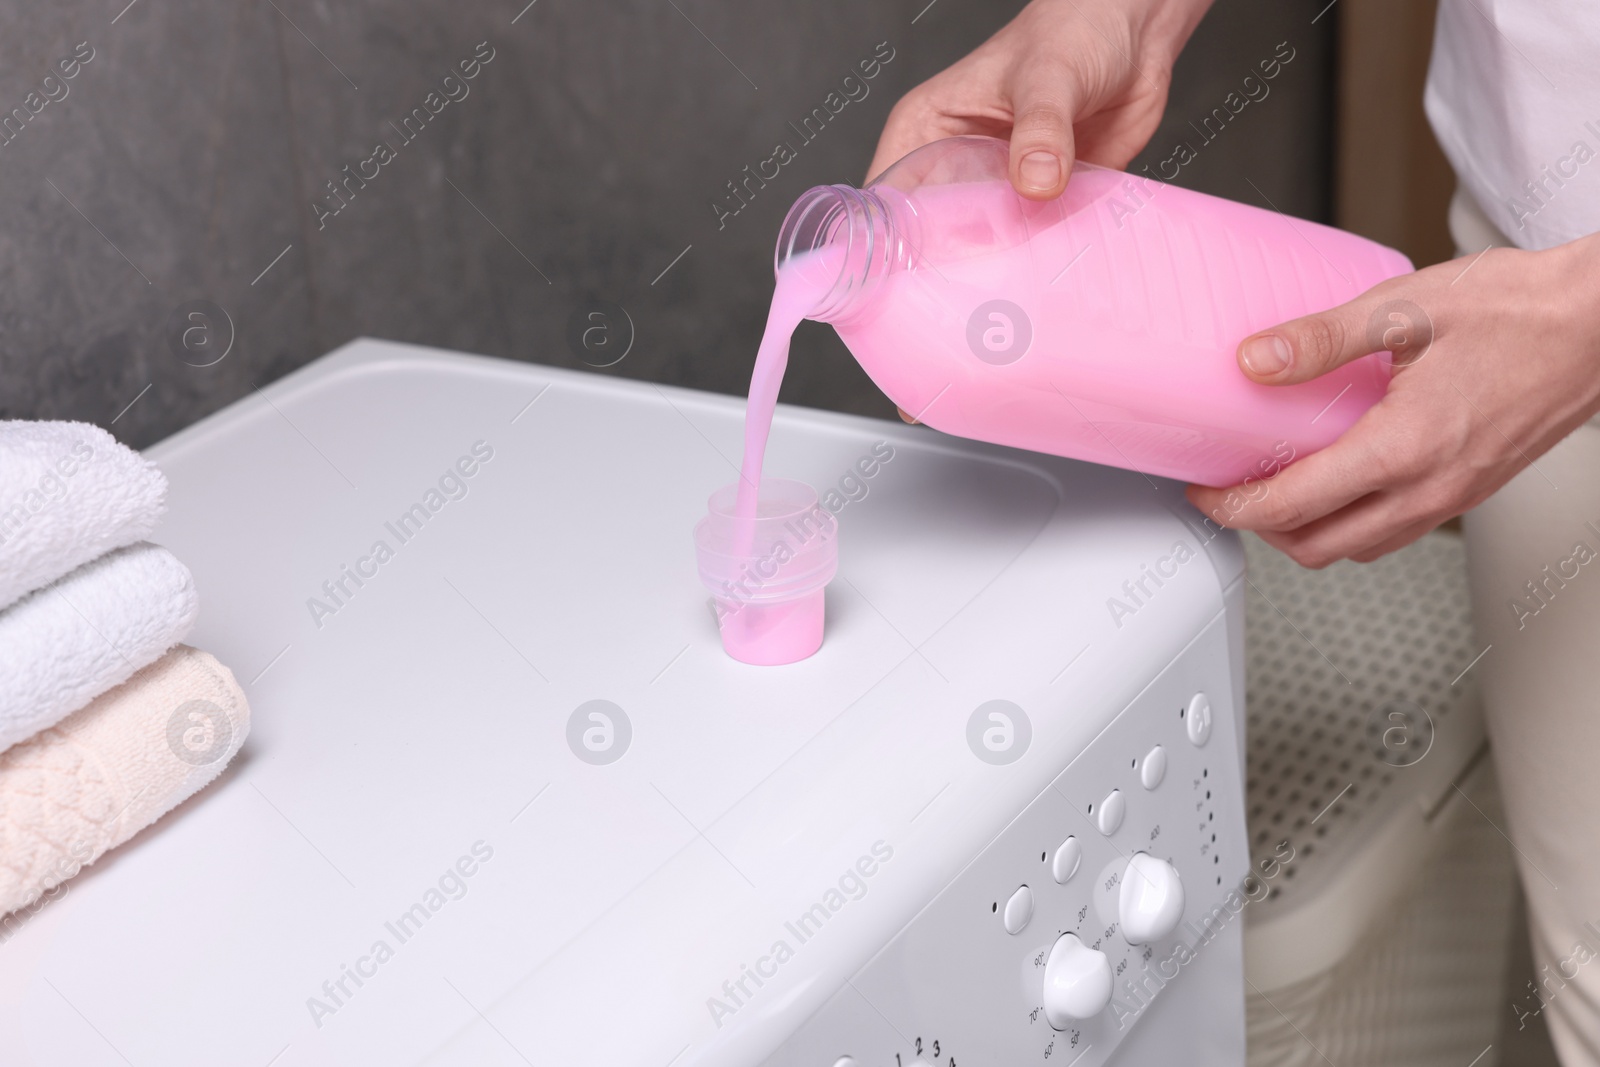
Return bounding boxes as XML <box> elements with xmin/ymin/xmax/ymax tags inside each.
<box><xmin>0</xmin><ymin>542</ymin><xmax>198</xmax><ymax>753</ymax></box>
<box><xmin>0</xmin><ymin>420</ymin><xmax>167</xmax><ymax>612</ymax></box>
<box><xmin>0</xmin><ymin>645</ymin><xmax>249</xmax><ymax>917</ymax></box>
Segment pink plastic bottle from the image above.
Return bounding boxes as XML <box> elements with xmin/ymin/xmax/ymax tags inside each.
<box><xmin>774</xmin><ymin>135</ymin><xmax>1413</xmax><ymax>487</ymax></box>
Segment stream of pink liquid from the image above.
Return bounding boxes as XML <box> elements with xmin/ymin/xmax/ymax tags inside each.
<box><xmin>702</xmin><ymin>255</ymin><xmax>839</xmax><ymax>665</ymax></box>
<box><xmin>734</xmin><ymin>255</ymin><xmax>836</xmax><ymax>523</ymax></box>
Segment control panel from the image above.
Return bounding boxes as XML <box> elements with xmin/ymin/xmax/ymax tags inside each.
<box><xmin>763</xmin><ymin>612</ymin><xmax>1248</xmax><ymax>1067</ymax></box>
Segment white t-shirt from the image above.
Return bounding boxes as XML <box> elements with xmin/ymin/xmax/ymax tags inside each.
<box><xmin>1425</xmin><ymin>0</ymin><xmax>1600</xmax><ymax>251</ymax></box>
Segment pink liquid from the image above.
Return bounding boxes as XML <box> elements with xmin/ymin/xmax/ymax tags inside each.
<box><xmin>704</xmin><ymin>259</ymin><xmax>839</xmax><ymax>665</ymax></box>
<box><xmin>717</xmin><ymin>585</ymin><xmax>826</xmax><ymax>666</ymax></box>
<box><xmin>735</xmin><ymin>259</ymin><xmax>836</xmax><ymax>522</ymax></box>
<box><xmin>831</xmin><ymin>173</ymin><xmax>1410</xmax><ymax>486</ymax></box>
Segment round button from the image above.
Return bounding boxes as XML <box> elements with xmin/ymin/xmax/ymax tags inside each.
<box><xmin>1186</xmin><ymin>692</ymin><xmax>1212</xmax><ymax>746</ymax></box>
<box><xmin>1052</xmin><ymin>836</ymin><xmax>1082</xmax><ymax>884</ymax></box>
<box><xmin>831</xmin><ymin>1059</ymin><xmax>858</xmax><ymax>1067</ymax></box>
<box><xmin>1042</xmin><ymin>933</ymin><xmax>1113</xmax><ymax>1026</ymax></box>
<box><xmin>1003</xmin><ymin>884</ymin><xmax>1034</xmax><ymax>934</ymax></box>
<box><xmin>1118</xmin><ymin>852</ymin><xmax>1185</xmax><ymax>944</ymax></box>
<box><xmin>1096</xmin><ymin>789</ymin><xmax>1125</xmax><ymax>835</ymax></box>
<box><xmin>1140</xmin><ymin>745</ymin><xmax>1167</xmax><ymax>789</ymax></box>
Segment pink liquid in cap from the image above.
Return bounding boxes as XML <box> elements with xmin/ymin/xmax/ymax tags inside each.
<box><xmin>694</xmin><ymin>477</ymin><xmax>837</xmax><ymax>665</ymax></box>
<box><xmin>692</xmin><ymin>254</ymin><xmax>843</xmax><ymax>666</ymax></box>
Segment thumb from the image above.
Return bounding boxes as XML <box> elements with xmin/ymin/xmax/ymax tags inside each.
<box><xmin>1237</xmin><ymin>291</ymin><xmax>1419</xmax><ymax>385</ymax></box>
<box><xmin>1008</xmin><ymin>68</ymin><xmax>1077</xmax><ymax>200</ymax></box>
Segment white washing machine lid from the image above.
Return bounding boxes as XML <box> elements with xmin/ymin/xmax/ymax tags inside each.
<box><xmin>0</xmin><ymin>339</ymin><xmax>1241</xmax><ymax>1067</ymax></box>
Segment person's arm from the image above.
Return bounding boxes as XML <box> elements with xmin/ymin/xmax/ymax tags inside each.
<box><xmin>867</xmin><ymin>0</ymin><xmax>1214</xmax><ymax>198</ymax></box>
<box><xmin>1187</xmin><ymin>233</ymin><xmax>1600</xmax><ymax>566</ymax></box>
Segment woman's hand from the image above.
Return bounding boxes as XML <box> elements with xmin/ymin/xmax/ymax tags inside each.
<box><xmin>867</xmin><ymin>0</ymin><xmax>1213</xmax><ymax>199</ymax></box>
<box><xmin>1187</xmin><ymin>233</ymin><xmax>1600</xmax><ymax>567</ymax></box>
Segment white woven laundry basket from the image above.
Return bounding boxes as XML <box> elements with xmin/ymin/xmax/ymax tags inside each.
<box><xmin>1240</xmin><ymin>530</ymin><xmax>1517</xmax><ymax>1067</ymax></box>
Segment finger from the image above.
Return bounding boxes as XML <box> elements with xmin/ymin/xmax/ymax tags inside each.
<box><xmin>1251</xmin><ymin>459</ymin><xmax>1450</xmax><ymax>566</ymax></box>
<box><xmin>1349</xmin><ymin>517</ymin><xmax>1440</xmax><ymax>562</ymax></box>
<box><xmin>1182</xmin><ymin>449</ymin><xmax>1366</xmax><ymax>535</ymax></box>
<box><xmin>1236</xmin><ymin>283</ymin><xmax>1412</xmax><ymax>386</ymax></box>
<box><xmin>897</xmin><ymin>406</ymin><xmax>918</xmax><ymax>424</ymax></box>
<box><xmin>1185</xmin><ymin>407</ymin><xmax>1414</xmax><ymax>533</ymax></box>
<box><xmin>1006</xmin><ymin>60</ymin><xmax>1078</xmax><ymax>200</ymax></box>
<box><xmin>1255</xmin><ymin>495</ymin><xmax>1438</xmax><ymax>569</ymax></box>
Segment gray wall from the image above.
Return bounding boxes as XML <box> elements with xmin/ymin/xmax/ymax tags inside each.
<box><xmin>0</xmin><ymin>0</ymin><xmax>1332</xmax><ymax>449</ymax></box>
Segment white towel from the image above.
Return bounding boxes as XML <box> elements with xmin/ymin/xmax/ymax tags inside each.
<box><xmin>0</xmin><ymin>542</ymin><xmax>198</xmax><ymax>753</ymax></box>
<box><xmin>0</xmin><ymin>645</ymin><xmax>249</xmax><ymax>918</ymax></box>
<box><xmin>0</xmin><ymin>420</ymin><xmax>167</xmax><ymax>612</ymax></box>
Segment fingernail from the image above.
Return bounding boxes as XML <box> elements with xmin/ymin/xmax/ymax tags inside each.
<box><xmin>1018</xmin><ymin>151</ymin><xmax>1061</xmax><ymax>193</ymax></box>
<box><xmin>1240</xmin><ymin>334</ymin><xmax>1292</xmax><ymax>376</ymax></box>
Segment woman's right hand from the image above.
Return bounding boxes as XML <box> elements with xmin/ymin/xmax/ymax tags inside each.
<box><xmin>868</xmin><ymin>0</ymin><xmax>1212</xmax><ymax>201</ymax></box>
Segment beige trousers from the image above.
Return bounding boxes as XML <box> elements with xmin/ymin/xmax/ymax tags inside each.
<box><xmin>1453</xmin><ymin>188</ymin><xmax>1600</xmax><ymax>1067</ymax></box>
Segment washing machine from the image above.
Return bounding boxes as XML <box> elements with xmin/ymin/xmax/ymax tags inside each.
<box><xmin>0</xmin><ymin>339</ymin><xmax>1253</xmax><ymax>1066</ymax></box>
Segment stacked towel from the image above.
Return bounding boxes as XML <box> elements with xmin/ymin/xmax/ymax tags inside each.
<box><xmin>0</xmin><ymin>542</ymin><xmax>199</xmax><ymax>751</ymax></box>
<box><xmin>0</xmin><ymin>646</ymin><xmax>250</xmax><ymax>916</ymax></box>
<box><xmin>0</xmin><ymin>420</ymin><xmax>167</xmax><ymax>611</ymax></box>
<box><xmin>0</xmin><ymin>420</ymin><xmax>250</xmax><ymax>919</ymax></box>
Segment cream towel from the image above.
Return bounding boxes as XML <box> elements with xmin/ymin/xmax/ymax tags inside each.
<box><xmin>0</xmin><ymin>420</ymin><xmax>167</xmax><ymax>612</ymax></box>
<box><xmin>0</xmin><ymin>645</ymin><xmax>249</xmax><ymax>918</ymax></box>
<box><xmin>0</xmin><ymin>541</ymin><xmax>199</xmax><ymax>753</ymax></box>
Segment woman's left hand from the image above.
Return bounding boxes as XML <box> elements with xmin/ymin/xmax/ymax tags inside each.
<box><xmin>1186</xmin><ymin>231</ymin><xmax>1600</xmax><ymax>567</ymax></box>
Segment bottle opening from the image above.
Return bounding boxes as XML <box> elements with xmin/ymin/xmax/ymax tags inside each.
<box><xmin>774</xmin><ymin>185</ymin><xmax>912</xmax><ymax>323</ymax></box>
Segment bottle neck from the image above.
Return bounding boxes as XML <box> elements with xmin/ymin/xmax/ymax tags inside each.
<box><xmin>774</xmin><ymin>184</ymin><xmax>915</xmax><ymax>323</ymax></box>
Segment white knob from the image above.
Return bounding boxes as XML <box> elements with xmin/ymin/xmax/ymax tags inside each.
<box><xmin>1186</xmin><ymin>692</ymin><xmax>1212</xmax><ymax>745</ymax></box>
<box><xmin>1096</xmin><ymin>788</ymin><xmax>1125</xmax><ymax>835</ymax></box>
<box><xmin>1003</xmin><ymin>885</ymin><xmax>1035</xmax><ymax>934</ymax></box>
<box><xmin>1118</xmin><ymin>853</ymin><xmax>1184</xmax><ymax>944</ymax></box>
<box><xmin>1042</xmin><ymin>933</ymin><xmax>1112</xmax><ymax>1026</ymax></box>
